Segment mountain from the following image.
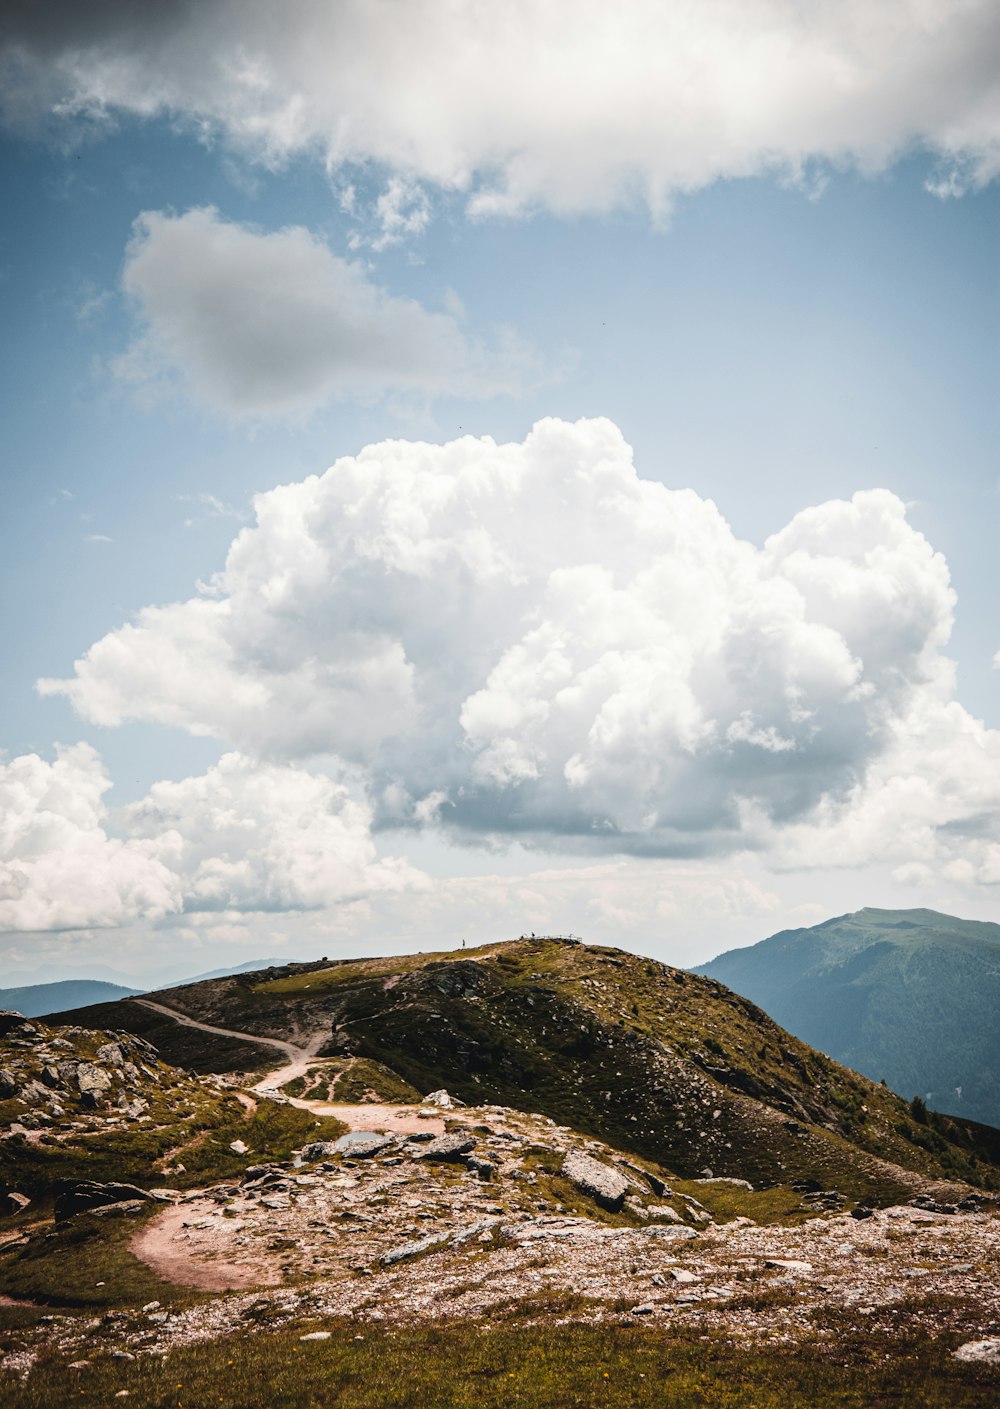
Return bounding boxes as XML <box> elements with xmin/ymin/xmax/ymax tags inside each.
<box><xmin>0</xmin><ymin>979</ymin><xmax>142</xmax><ymax>1018</ymax></box>
<box><xmin>49</xmin><ymin>935</ymin><xmax>1000</xmax><ymax>1205</ymax></box>
<box><xmin>167</xmin><ymin>958</ymin><xmax>282</xmax><ymax>986</ymax></box>
<box><xmin>695</xmin><ymin>907</ymin><xmax>1000</xmax><ymax>1127</ymax></box>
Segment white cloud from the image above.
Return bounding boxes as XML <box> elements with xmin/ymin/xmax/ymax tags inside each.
<box><xmin>40</xmin><ymin>415</ymin><xmax>998</xmax><ymax>871</ymax></box>
<box><xmin>2</xmin><ymin>2</ymin><xmax>998</xmax><ymax>217</ymax></box>
<box><xmin>125</xmin><ymin>751</ymin><xmax>423</xmax><ymax>912</ymax></box>
<box><xmin>0</xmin><ymin>744</ymin><xmax>180</xmax><ymax>932</ymax></box>
<box><xmin>114</xmin><ymin>207</ymin><xmax>537</xmax><ymax>417</ymax></box>
<box><xmin>0</xmin><ymin>745</ymin><xmax>423</xmax><ymax>933</ymax></box>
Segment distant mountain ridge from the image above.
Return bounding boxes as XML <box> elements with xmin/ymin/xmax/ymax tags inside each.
<box><xmin>0</xmin><ymin>979</ymin><xmax>142</xmax><ymax>1018</ymax></box>
<box><xmin>695</xmin><ymin>907</ymin><xmax>1000</xmax><ymax>1127</ymax></box>
<box><xmin>1</xmin><ymin>960</ymin><xmax>281</xmax><ymax>1021</ymax></box>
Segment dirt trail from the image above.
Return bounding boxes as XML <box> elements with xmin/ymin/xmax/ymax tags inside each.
<box><xmin>134</xmin><ymin>998</ymin><xmax>323</xmax><ymax>1094</ymax></box>
<box><xmin>133</xmin><ymin>999</ymin><xmax>443</xmax><ymax>1132</ymax></box>
<box><xmin>296</xmin><ymin>1101</ymin><xmax>445</xmax><ymax>1135</ymax></box>
<box><xmin>131</xmin><ymin>1200</ymin><xmax>280</xmax><ymax>1293</ymax></box>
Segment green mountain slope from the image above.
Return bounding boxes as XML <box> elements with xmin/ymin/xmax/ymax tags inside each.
<box><xmin>695</xmin><ymin>907</ymin><xmax>1000</xmax><ymax>1126</ymax></box>
<box><xmin>54</xmin><ymin>936</ymin><xmax>1000</xmax><ymax>1204</ymax></box>
<box><xmin>1</xmin><ymin>979</ymin><xmax>141</xmax><ymax>1016</ymax></box>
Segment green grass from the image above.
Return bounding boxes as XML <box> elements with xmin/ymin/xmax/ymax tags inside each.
<box><xmin>1</xmin><ymin>1317</ymin><xmax>997</xmax><ymax>1408</ymax></box>
<box><xmin>0</xmin><ymin>1209</ymin><xmax>188</xmax><ymax>1309</ymax></box>
<box><xmin>1</xmin><ymin>1098</ymin><xmax>346</xmax><ymax>1202</ymax></box>
<box><xmin>280</xmin><ymin>1058</ymin><xmax>421</xmax><ymax>1104</ymax></box>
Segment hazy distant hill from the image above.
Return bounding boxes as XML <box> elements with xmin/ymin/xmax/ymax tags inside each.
<box><xmin>1</xmin><ymin>978</ymin><xmax>141</xmax><ymax>1018</ymax></box>
<box><xmin>695</xmin><ymin>908</ymin><xmax>1000</xmax><ymax>1126</ymax></box>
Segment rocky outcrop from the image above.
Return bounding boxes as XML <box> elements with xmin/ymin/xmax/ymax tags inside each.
<box><xmin>53</xmin><ymin>1179</ymin><xmax>155</xmax><ymax>1224</ymax></box>
<box><xmin>333</xmin><ymin>1132</ymin><xmax>396</xmax><ymax>1159</ymax></box>
<box><xmin>562</xmin><ymin>1151</ymin><xmax>629</xmax><ymax>1213</ymax></box>
<box><xmin>412</xmin><ymin>1133</ymin><xmax>476</xmax><ymax>1162</ymax></box>
<box><xmin>0</xmin><ymin>1011</ymin><xmax>30</xmax><ymax>1038</ymax></box>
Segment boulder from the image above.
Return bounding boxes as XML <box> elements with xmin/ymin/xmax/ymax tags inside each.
<box><xmin>380</xmin><ymin>1232</ymin><xmax>449</xmax><ymax>1266</ymax></box>
<box><xmin>53</xmin><ymin>1180</ymin><xmax>154</xmax><ymax>1224</ymax></box>
<box><xmin>0</xmin><ymin>1067</ymin><xmax>19</xmax><ymax>1098</ymax></box>
<box><xmin>562</xmin><ymin>1151</ymin><xmax>628</xmax><ymax>1213</ymax></box>
<box><xmin>465</xmin><ymin>1155</ymin><xmax>494</xmax><ymax>1181</ymax></box>
<box><xmin>76</xmin><ymin>1065</ymin><xmax>113</xmax><ymax>1105</ymax></box>
<box><xmin>88</xmin><ymin>1200</ymin><xmax>147</xmax><ymax>1219</ymax></box>
<box><xmin>422</xmin><ymin>1089</ymin><xmax>463</xmax><ymax>1108</ymax></box>
<box><xmin>0</xmin><ymin>1011</ymin><xmax>29</xmax><ymax>1037</ymax></box>
<box><xmin>413</xmin><ymin>1133</ymin><xmax>476</xmax><ymax>1162</ymax></box>
<box><xmin>332</xmin><ymin>1131</ymin><xmax>395</xmax><ymax>1159</ymax></box>
<box><xmin>953</xmin><ymin>1339</ymin><xmax>1000</xmax><ymax>1364</ymax></box>
<box><xmin>40</xmin><ymin>1065</ymin><xmax>61</xmax><ymax>1089</ymax></box>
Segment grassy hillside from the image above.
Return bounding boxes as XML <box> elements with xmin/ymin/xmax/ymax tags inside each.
<box><xmin>696</xmin><ymin>908</ymin><xmax>1000</xmax><ymax>1126</ymax></box>
<box><xmin>58</xmin><ymin>936</ymin><xmax>1000</xmax><ymax>1202</ymax></box>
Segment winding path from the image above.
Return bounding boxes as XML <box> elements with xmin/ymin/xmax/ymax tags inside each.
<box><xmin>132</xmin><ymin>998</ymin><xmax>445</xmax><ymax>1134</ymax></box>
<box><xmin>134</xmin><ymin>998</ymin><xmax>320</xmax><ymax>1093</ymax></box>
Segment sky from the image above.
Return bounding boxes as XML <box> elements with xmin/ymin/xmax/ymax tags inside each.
<box><xmin>1</xmin><ymin>1</ymin><xmax>998</xmax><ymax>986</ymax></box>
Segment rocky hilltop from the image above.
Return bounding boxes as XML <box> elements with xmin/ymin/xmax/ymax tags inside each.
<box><xmin>4</xmin><ymin>938</ymin><xmax>1000</xmax><ymax>1402</ymax></box>
<box><xmin>49</xmin><ymin>936</ymin><xmax>1000</xmax><ymax>1204</ymax></box>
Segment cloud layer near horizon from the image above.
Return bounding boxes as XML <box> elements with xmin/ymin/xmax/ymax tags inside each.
<box><xmin>38</xmin><ymin>417</ymin><xmax>1000</xmax><ymax>882</ymax></box>
<box><xmin>3</xmin><ymin>1</ymin><xmax>998</xmax><ymax>215</ymax></box>
<box><xmin>0</xmin><ymin>745</ymin><xmax>421</xmax><ymax>932</ymax></box>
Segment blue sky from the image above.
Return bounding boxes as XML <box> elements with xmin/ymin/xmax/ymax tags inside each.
<box><xmin>1</xmin><ymin>2</ymin><xmax>999</xmax><ymax>983</ymax></box>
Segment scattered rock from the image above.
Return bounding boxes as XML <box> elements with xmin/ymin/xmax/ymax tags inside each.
<box><xmin>465</xmin><ymin>1156</ymin><xmax>494</xmax><ymax>1181</ymax></box>
<box><xmin>630</xmin><ymin>1302</ymin><xmax>655</xmax><ymax>1315</ymax></box>
<box><xmin>299</xmin><ymin>1331</ymin><xmax>332</xmax><ymax>1341</ymax></box>
<box><xmin>4</xmin><ymin>1190</ymin><xmax>31</xmax><ymax>1216</ymax></box>
<box><xmin>89</xmin><ymin>1200</ymin><xmax>147</xmax><ymax>1219</ymax></box>
<box><xmin>670</xmin><ymin>1269</ymin><xmax>700</xmax><ymax>1284</ymax></box>
<box><xmin>229</xmin><ymin>1139</ymin><xmax>249</xmax><ymax>1155</ymax></box>
<box><xmin>562</xmin><ymin>1151</ymin><xmax>628</xmax><ymax>1213</ymax></box>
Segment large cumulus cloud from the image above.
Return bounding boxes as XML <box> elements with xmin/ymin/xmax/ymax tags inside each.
<box><xmin>39</xmin><ymin>416</ymin><xmax>986</xmax><ymax>861</ymax></box>
<box><xmin>2</xmin><ymin>2</ymin><xmax>998</xmax><ymax>215</ymax></box>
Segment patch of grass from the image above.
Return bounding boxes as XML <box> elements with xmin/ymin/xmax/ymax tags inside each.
<box><xmin>0</xmin><ymin>1097</ymin><xmax>345</xmax><ymax>1203</ymax></box>
<box><xmin>0</xmin><ymin>1209</ymin><xmax>186</xmax><ymax>1309</ymax></box>
<box><xmin>282</xmin><ymin>1058</ymin><xmax>421</xmax><ymax>1104</ymax></box>
<box><xmin>3</xmin><ymin>1319</ymin><xmax>999</xmax><ymax>1407</ymax></box>
<box><xmin>671</xmin><ymin>1179</ymin><xmax>810</xmax><ymax>1225</ymax></box>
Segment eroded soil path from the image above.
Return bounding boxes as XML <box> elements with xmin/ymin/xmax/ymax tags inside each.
<box><xmin>133</xmin><ymin>998</ymin><xmax>444</xmax><ymax>1133</ymax></box>
<box><xmin>134</xmin><ymin>998</ymin><xmax>321</xmax><ymax>1094</ymax></box>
